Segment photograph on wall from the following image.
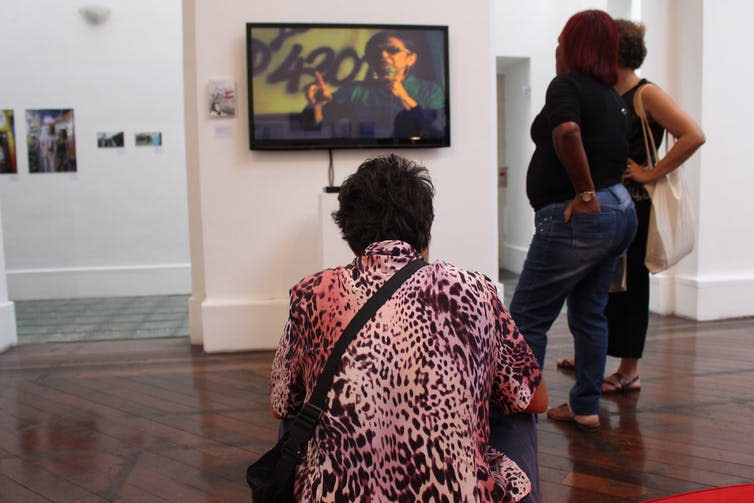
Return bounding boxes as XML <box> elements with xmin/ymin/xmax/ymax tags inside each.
<box><xmin>209</xmin><ymin>78</ymin><xmax>236</xmax><ymax>117</ymax></box>
<box><xmin>135</xmin><ymin>132</ymin><xmax>162</xmax><ymax>146</ymax></box>
<box><xmin>97</xmin><ymin>131</ymin><xmax>125</xmax><ymax>148</ymax></box>
<box><xmin>0</xmin><ymin>110</ymin><xmax>17</xmax><ymax>174</ymax></box>
<box><xmin>25</xmin><ymin>109</ymin><xmax>77</xmax><ymax>173</ymax></box>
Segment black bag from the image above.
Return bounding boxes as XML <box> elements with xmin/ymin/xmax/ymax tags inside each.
<box><xmin>245</xmin><ymin>259</ymin><xmax>427</xmax><ymax>502</ymax></box>
<box><xmin>246</xmin><ymin>401</ymin><xmax>322</xmax><ymax>502</ymax></box>
<box><xmin>245</xmin><ymin>433</ymin><xmax>293</xmax><ymax>502</ymax></box>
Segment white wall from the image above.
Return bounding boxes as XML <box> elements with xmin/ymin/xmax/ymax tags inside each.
<box><xmin>496</xmin><ymin>57</ymin><xmax>531</xmax><ymax>272</ymax></box>
<box><xmin>2</xmin><ymin>0</ymin><xmax>746</xmax><ymax>353</ymax></box>
<box><xmin>184</xmin><ymin>0</ymin><xmax>499</xmax><ymax>351</ymax></box>
<box><xmin>640</xmin><ymin>0</ymin><xmax>700</xmax><ymax>316</ymax></box>
<box><xmin>621</xmin><ymin>0</ymin><xmax>754</xmax><ymax>321</ymax></box>
<box><xmin>682</xmin><ymin>0</ymin><xmax>754</xmax><ymax>319</ymax></box>
<box><xmin>0</xmin><ymin>0</ymin><xmax>189</xmax><ymax>300</ymax></box>
<box><xmin>0</xmin><ymin>205</ymin><xmax>17</xmax><ymax>352</ymax></box>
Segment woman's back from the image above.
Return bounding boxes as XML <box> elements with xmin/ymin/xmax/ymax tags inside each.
<box><xmin>271</xmin><ymin>240</ymin><xmax>541</xmax><ymax>502</ymax></box>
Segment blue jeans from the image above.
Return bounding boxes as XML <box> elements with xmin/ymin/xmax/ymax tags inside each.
<box><xmin>510</xmin><ymin>183</ymin><xmax>637</xmax><ymax>415</ymax></box>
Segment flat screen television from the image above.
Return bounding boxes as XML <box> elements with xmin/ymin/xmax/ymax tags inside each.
<box><xmin>246</xmin><ymin>23</ymin><xmax>450</xmax><ymax>150</ymax></box>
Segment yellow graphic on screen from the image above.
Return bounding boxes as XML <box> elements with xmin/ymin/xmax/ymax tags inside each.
<box><xmin>249</xmin><ymin>27</ymin><xmax>377</xmax><ymax>114</ymax></box>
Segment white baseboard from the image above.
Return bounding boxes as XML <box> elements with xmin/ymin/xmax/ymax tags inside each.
<box><xmin>501</xmin><ymin>243</ymin><xmax>528</xmax><ymax>274</ymax></box>
<box><xmin>650</xmin><ymin>272</ymin><xmax>754</xmax><ymax>320</ymax></box>
<box><xmin>648</xmin><ymin>273</ymin><xmax>675</xmax><ymax>316</ymax></box>
<box><xmin>188</xmin><ymin>294</ymin><xmax>204</xmax><ymax>346</ymax></box>
<box><xmin>0</xmin><ymin>301</ymin><xmax>17</xmax><ymax>352</ymax></box>
<box><xmin>200</xmin><ymin>297</ymin><xmax>288</xmax><ymax>352</ymax></box>
<box><xmin>6</xmin><ymin>263</ymin><xmax>191</xmax><ymax>300</ymax></box>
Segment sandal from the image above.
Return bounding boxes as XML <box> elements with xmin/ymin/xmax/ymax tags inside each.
<box><xmin>602</xmin><ymin>373</ymin><xmax>641</xmax><ymax>394</ymax></box>
<box><xmin>556</xmin><ymin>358</ymin><xmax>576</xmax><ymax>371</ymax></box>
<box><xmin>546</xmin><ymin>403</ymin><xmax>600</xmax><ymax>430</ymax></box>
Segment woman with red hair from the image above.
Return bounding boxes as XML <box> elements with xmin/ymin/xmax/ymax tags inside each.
<box><xmin>555</xmin><ymin>20</ymin><xmax>705</xmax><ymax>394</ymax></box>
<box><xmin>515</xmin><ymin>8</ymin><xmax>637</xmax><ymax>425</ymax></box>
<box><xmin>492</xmin><ymin>11</ymin><xmax>636</xmax><ymax>499</ymax></box>
<box><xmin>513</xmin><ymin>8</ymin><xmax>636</xmax><ymax>427</ymax></box>
<box><xmin>491</xmin><ymin>14</ymin><xmax>637</xmax><ymax>492</ymax></box>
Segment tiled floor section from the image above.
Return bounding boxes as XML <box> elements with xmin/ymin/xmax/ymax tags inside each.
<box><xmin>15</xmin><ymin>294</ymin><xmax>190</xmax><ymax>344</ymax></box>
<box><xmin>13</xmin><ymin>271</ymin><xmax>519</xmax><ymax>345</ymax></box>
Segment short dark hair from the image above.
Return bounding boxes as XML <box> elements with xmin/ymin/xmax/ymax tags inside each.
<box><xmin>333</xmin><ymin>154</ymin><xmax>434</xmax><ymax>255</ymax></box>
<box><xmin>363</xmin><ymin>30</ymin><xmax>436</xmax><ymax>81</ymax></box>
<box><xmin>616</xmin><ymin>19</ymin><xmax>647</xmax><ymax>69</ymax></box>
<box><xmin>560</xmin><ymin>9</ymin><xmax>619</xmax><ymax>86</ymax></box>
<box><xmin>364</xmin><ymin>30</ymin><xmax>418</xmax><ymax>65</ymax></box>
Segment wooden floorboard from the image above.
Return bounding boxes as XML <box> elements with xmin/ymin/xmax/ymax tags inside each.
<box><xmin>2</xmin><ymin>315</ymin><xmax>754</xmax><ymax>502</ymax></box>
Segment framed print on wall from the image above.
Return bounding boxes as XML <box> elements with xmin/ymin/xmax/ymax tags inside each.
<box><xmin>135</xmin><ymin>132</ymin><xmax>162</xmax><ymax>146</ymax></box>
<box><xmin>209</xmin><ymin>78</ymin><xmax>237</xmax><ymax>117</ymax></box>
<box><xmin>0</xmin><ymin>110</ymin><xmax>17</xmax><ymax>174</ymax></box>
<box><xmin>25</xmin><ymin>109</ymin><xmax>77</xmax><ymax>173</ymax></box>
<box><xmin>97</xmin><ymin>131</ymin><xmax>125</xmax><ymax>148</ymax></box>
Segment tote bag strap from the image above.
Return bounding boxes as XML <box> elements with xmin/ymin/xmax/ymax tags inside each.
<box><xmin>634</xmin><ymin>85</ymin><xmax>683</xmax><ymax>198</ymax></box>
<box><xmin>310</xmin><ymin>257</ymin><xmax>428</xmax><ymax>406</ymax></box>
<box><xmin>276</xmin><ymin>258</ymin><xmax>428</xmax><ymax>481</ymax></box>
<box><xmin>634</xmin><ymin>84</ymin><xmax>660</xmax><ymax>170</ymax></box>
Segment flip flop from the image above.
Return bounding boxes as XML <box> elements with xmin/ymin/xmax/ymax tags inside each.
<box><xmin>602</xmin><ymin>372</ymin><xmax>641</xmax><ymax>394</ymax></box>
<box><xmin>556</xmin><ymin>358</ymin><xmax>576</xmax><ymax>371</ymax></box>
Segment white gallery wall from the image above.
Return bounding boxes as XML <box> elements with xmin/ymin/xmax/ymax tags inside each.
<box><xmin>1</xmin><ymin>0</ymin><xmax>749</xmax><ymax>354</ymax></box>
<box><xmin>691</xmin><ymin>0</ymin><xmax>754</xmax><ymax>319</ymax></box>
<box><xmin>0</xmin><ymin>205</ymin><xmax>16</xmax><ymax>350</ymax></box>
<box><xmin>183</xmin><ymin>0</ymin><xmax>499</xmax><ymax>351</ymax></box>
<box><xmin>0</xmin><ymin>0</ymin><xmax>190</xmax><ymax>300</ymax></box>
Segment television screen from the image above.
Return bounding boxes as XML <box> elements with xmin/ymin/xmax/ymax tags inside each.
<box><xmin>247</xmin><ymin>23</ymin><xmax>450</xmax><ymax>150</ymax></box>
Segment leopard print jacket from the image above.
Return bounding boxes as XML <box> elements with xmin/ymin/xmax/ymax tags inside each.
<box><xmin>270</xmin><ymin>240</ymin><xmax>542</xmax><ymax>502</ymax></box>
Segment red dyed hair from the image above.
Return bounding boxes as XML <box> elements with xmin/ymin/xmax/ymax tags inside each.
<box><xmin>559</xmin><ymin>10</ymin><xmax>618</xmax><ymax>86</ymax></box>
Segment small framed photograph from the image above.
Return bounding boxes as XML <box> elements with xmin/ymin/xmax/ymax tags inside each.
<box><xmin>135</xmin><ymin>132</ymin><xmax>162</xmax><ymax>146</ymax></box>
<box><xmin>96</xmin><ymin>131</ymin><xmax>125</xmax><ymax>148</ymax></box>
<box><xmin>0</xmin><ymin>110</ymin><xmax>17</xmax><ymax>174</ymax></box>
<box><xmin>25</xmin><ymin>108</ymin><xmax>77</xmax><ymax>173</ymax></box>
<box><xmin>208</xmin><ymin>78</ymin><xmax>236</xmax><ymax>117</ymax></box>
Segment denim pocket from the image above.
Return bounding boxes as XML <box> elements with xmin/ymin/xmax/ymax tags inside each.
<box><xmin>535</xmin><ymin>203</ymin><xmax>566</xmax><ymax>235</ymax></box>
<box><xmin>570</xmin><ymin>210</ymin><xmax>612</xmax><ymax>239</ymax></box>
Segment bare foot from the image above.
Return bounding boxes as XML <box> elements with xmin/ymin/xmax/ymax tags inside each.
<box><xmin>556</xmin><ymin>357</ymin><xmax>576</xmax><ymax>371</ymax></box>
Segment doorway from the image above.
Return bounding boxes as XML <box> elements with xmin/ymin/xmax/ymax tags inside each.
<box><xmin>496</xmin><ymin>57</ymin><xmax>532</xmax><ymax>283</ymax></box>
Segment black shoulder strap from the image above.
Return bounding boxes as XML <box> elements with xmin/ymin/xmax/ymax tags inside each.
<box><xmin>279</xmin><ymin>258</ymin><xmax>427</xmax><ymax>463</ymax></box>
<box><xmin>309</xmin><ymin>257</ymin><xmax>427</xmax><ymax>408</ymax></box>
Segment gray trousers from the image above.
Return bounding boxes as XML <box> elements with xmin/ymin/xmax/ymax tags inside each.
<box><xmin>490</xmin><ymin>409</ymin><xmax>539</xmax><ymax>503</ymax></box>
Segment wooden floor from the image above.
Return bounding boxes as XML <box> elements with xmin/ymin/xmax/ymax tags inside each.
<box><xmin>1</xmin><ymin>314</ymin><xmax>753</xmax><ymax>502</ymax></box>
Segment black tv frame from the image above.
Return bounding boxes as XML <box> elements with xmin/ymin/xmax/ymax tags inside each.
<box><xmin>246</xmin><ymin>22</ymin><xmax>450</xmax><ymax>150</ymax></box>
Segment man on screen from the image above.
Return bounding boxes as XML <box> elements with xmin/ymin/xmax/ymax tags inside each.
<box><xmin>301</xmin><ymin>30</ymin><xmax>446</xmax><ymax>140</ymax></box>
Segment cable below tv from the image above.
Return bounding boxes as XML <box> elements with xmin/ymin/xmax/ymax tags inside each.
<box><xmin>324</xmin><ymin>148</ymin><xmax>340</xmax><ymax>193</ymax></box>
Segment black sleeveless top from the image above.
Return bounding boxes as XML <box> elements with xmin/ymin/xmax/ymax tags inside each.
<box><xmin>623</xmin><ymin>79</ymin><xmax>665</xmax><ymax>201</ymax></box>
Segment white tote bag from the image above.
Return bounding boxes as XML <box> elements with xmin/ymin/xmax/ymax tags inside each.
<box><xmin>635</xmin><ymin>86</ymin><xmax>696</xmax><ymax>274</ymax></box>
